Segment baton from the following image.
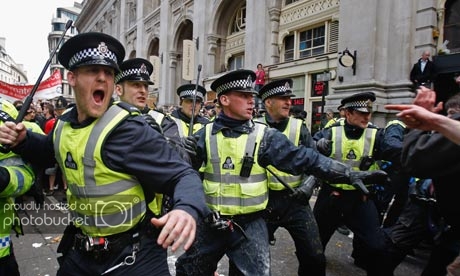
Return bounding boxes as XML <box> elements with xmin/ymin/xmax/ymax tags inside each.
<box><xmin>0</xmin><ymin>20</ymin><xmax>73</xmax><ymax>153</ymax></box>
<box><xmin>265</xmin><ymin>166</ymin><xmax>296</xmax><ymax>193</ymax></box>
<box><xmin>188</xmin><ymin>64</ymin><xmax>202</xmax><ymax>136</ymax></box>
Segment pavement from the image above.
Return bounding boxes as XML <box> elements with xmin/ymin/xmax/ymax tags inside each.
<box><xmin>12</xmin><ymin>191</ymin><xmax>428</xmax><ymax>276</ymax></box>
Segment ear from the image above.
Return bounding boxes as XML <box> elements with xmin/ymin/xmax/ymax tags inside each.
<box><xmin>220</xmin><ymin>94</ymin><xmax>230</xmax><ymax>106</ymax></box>
<box><xmin>67</xmin><ymin>71</ymin><xmax>76</xmax><ymax>86</ymax></box>
<box><xmin>264</xmin><ymin>99</ymin><xmax>271</xmax><ymax>108</ymax></box>
<box><xmin>115</xmin><ymin>84</ymin><xmax>123</xmax><ymax>97</ymax></box>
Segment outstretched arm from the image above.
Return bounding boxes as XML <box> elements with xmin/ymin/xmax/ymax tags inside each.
<box><xmin>385</xmin><ymin>87</ymin><xmax>460</xmax><ymax>145</ymax></box>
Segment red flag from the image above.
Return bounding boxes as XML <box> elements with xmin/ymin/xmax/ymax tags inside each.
<box><xmin>0</xmin><ymin>70</ymin><xmax>63</xmax><ymax>102</ymax></box>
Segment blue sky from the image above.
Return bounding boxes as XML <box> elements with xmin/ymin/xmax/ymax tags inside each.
<box><xmin>0</xmin><ymin>0</ymin><xmax>80</xmax><ymax>83</ymax></box>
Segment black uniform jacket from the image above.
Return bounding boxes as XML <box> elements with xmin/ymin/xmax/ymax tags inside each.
<box><xmin>193</xmin><ymin>113</ymin><xmax>349</xmax><ymax>181</ymax></box>
<box><xmin>13</xmin><ymin>104</ymin><xmax>209</xmax><ymax>221</ymax></box>
<box><xmin>401</xmin><ymin>113</ymin><xmax>460</xmax><ymax>233</ymax></box>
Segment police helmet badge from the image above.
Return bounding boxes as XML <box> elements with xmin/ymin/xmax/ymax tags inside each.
<box><xmin>97</xmin><ymin>42</ymin><xmax>109</xmax><ymax>55</ymax></box>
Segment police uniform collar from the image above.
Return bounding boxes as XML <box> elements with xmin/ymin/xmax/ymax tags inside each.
<box><xmin>264</xmin><ymin>114</ymin><xmax>289</xmax><ymax>131</ymax></box>
<box><xmin>211</xmin><ymin>113</ymin><xmax>253</xmax><ymax>134</ymax></box>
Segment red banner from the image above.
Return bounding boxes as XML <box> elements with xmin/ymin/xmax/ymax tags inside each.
<box><xmin>0</xmin><ymin>70</ymin><xmax>62</xmax><ymax>102</ymax></box>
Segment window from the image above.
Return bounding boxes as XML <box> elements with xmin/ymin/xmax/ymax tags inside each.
<box><xmin>299</xmin><ymin>26</ymin><xmax>325</xmax><ymax>58</ymax></box>
<box><xmin>230</xmin><ymin>5</ymin><xmax>246</xmax><ymax>34</ymax></box>
<box><xmin>445</xmin><ymin>0</ymin><xmax>460</xmax><ymax>52</ymax></box>
<box><xmin>285</xmin><ymin>0</ymin><xmax>299</xmax><ymax>5</ymax></box>
<box><xmin>283</xmin><ymin>24</ymin><xmax>329</xmax><ymax>61</ymax></box>
<box><xmin>284</xmin><ymin>35</ymin><xmax>295</xmax><ymax>61</ymax></box>
<box><xmin>228</xmin><ymin>54</ymin><xmax>245</xmax><ymax>71</ymax></box>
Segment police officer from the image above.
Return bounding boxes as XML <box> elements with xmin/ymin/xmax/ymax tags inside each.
<box><xmin>115</xmin><ymin>57</ymin><xmax>196</xmax><ymax>215</ymax></box>
<box><xmin>115</xmin><ymin>58</ymin><xmax>196</xmax><ymax>163</ymax></box>
<box><xmin>170</xmin><ymin>83</ymin><xmax>210</xmax><ymax>136</ymax></box>
<box><xmin>0</xmin><ymin>32</ymin><xmax>208</xmax><ymax>276</ymax></box>
<box><xmin>256</xmin><ymin>79</ymin><xmax>325</xmax><ymax>276</ymax></box>
<box><xmin>0</xmin><ymin>99</ymin><xmax>35</xmax><ymax>276</ymax></box>
<box><xmin>175</xmin><ymin>70</ymin><xmax>388</xmax><ymax>276</ymax></box>
<box><xmin>313</xmin><ymin>92</ymin><xmax>400</xmax><ymax>275</ymax></box>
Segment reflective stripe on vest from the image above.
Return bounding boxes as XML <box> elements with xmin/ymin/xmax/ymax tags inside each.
<box><xmin>386</xmin><ymin>119</ymin><xmax>406</xmax><ymax>129</ymax></box>
<box><xmin>54</xmin><ymin>105</ymin><xmax>146</xmax><ymax>236</ymax></box>
<box><xmin>148</xmin><ymin>110</ymin><xmax>165</xmax><ymax>126</ymax></box>
<box><xmin>203</xmin><ymin>122</ymin><xmax>268</xmax><ymax>215</ymax></box>
<box><xmin>256</xmin><ymin>117</ymin><xmax>304</xmax><ymax>190</ymax></box>
<box><xmin>329</xmin><ymin>122</ymin><xmax>378</xmax><ymax>190</ymax></box>
<box><xmin>172</xmin><ymin>117</ymin><xmax>204</xmax><ymax>137</ymax></box>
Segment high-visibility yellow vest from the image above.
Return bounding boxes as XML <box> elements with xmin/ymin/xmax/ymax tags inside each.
<box><xmin>256</xmin><ymin>117</ymin><xmax>304</xmax><ymax>190</ymax></box>
<box><xmin>53</xmin><ymin>103</ymin><xmax>146</xmax><ymax>236</ymax></box>
<box><xmin>0</xmin><ymin>99</ymin><xmax>35</xmax><ymax>258</ymax></box>
<box><xmin>329</xmin><ymin>121</ymin><xmax>379</xmax><ymax>190</ymax></box>
<box><xmin>202</xmin><ymin>122</ymin><xmax>268</xmax><ymax>215</ymax></box>
<box><xmin>172</xmin><ymin>117</ymin><xmax>205</xmax><ymax>137</ymax></box>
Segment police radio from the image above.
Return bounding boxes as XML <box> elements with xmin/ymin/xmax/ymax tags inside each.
<box><xmin>240</xmin><ymin>143</ymin><xmax>257</xmax><ymax>178</ymax></box>
<box><xmin>359</xmin><ymin>156</ymin><xmax>375</xmax><ymax>171</ymax></box>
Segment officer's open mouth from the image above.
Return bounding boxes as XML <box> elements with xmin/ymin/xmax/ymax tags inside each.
<box><xmin>93</xmin><ymin>90</ymin><xmax>104</xmax><ymax>104</ymax></box>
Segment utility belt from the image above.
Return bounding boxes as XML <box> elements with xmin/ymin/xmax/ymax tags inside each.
<box><xmin>73</xmin><ymin>228</ymin><xmax>141</xmax><ymax>261</ymax></box>
<box><xmin>58</xmin><ymin>212</ymin><xmax>159</xmax><ymax>263</ymax></box>
<box><xmin>269</xmin><ymin>189</ymin><xmax>293</xmax><ymax>198</ymax></box>
<box><xmin>204</xmin><ymin>210</ymin><xmax>264</xmax><ymax>240</ymax></box>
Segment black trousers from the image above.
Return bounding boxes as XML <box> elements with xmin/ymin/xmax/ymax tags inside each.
<box><xmin>57</xmin><ymin>233</ymin><xmax>169</xmax><ymax>276</ymax></box>
<box><xmin>0</xmin><ymin>243</ymin><xmax>19</xmax><ymax>276</ymax></box>
<box><xmin>313</xmin><ymin>184</ymin><xmax>391</xmax><ymax>276</ymax></box>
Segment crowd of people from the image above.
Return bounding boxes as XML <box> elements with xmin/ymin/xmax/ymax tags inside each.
<box><xmin>0</xmin><ymin>31</ymin><xmax>458</xmax><ymax>276</ymax></box>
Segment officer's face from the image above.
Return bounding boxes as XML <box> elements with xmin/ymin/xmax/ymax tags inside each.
<box><xmin>345</xmin><ymin>109</ymin><xmax>372</xmax><ymax>129</ymax></box>
<box><xmin>265</xmin><ymin>96</ymin><xmax>291</xmax><ymax>122</ymax></box>
<box><xmin>220</xmin><ymin>91</ymin><xmax>255</xmax><ymax>120</ymax></box>
<box><xmin>68</xmin><ymin>65</ymin><xmax>115</xmax><ymax>123</ymax></box>
<box><xmin>116</xmin><ymin>81</ymin><xmax>149</xmax><ymax>109</ymax></box>
<box><xmin>181</xmin><ymin>98</ymin><xmax>202</xmax><ymax>119</ymax></box>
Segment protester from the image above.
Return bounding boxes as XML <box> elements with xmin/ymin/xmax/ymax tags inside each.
<box><xmin>385</xmin><ymin>86</ymin><xmax>460</xmax><ymax>275</ymax></box>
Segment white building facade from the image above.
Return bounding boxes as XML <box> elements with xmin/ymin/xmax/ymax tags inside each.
<box><xmin>0</xmin><ymin>38</ymin><xmax>28</xmax><ymax>85</ymax></box>
<box><xmin>74</xmin><ymin>0</ymin><xmax>459</xmax><ymax>131</ymax></box>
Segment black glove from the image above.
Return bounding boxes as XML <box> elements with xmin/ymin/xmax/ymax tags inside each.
<box><xmin>289</xmin><ymin>175</ymin><xmax>318</xmax><ymax>204</ymax></box>
<box><xmin>316</xmin><ymin>138</ymin><xmax>333</xmax><ymax>155</ymax></box>
<box><xmin>181</xmin><ymin>136</ymin><xmax>197</xmax><ymax>156</ymax></box>
<box><xmin>349</xmin><ymin>170</ymin><xmax>390</xmax><ymax>195</ymax></box>
<box><xmin>142</xmin><ymin>114</ymin><xmax>163</xmax><ymax>134</ymax></box>
<box><xmin>0</xmin><ymin>166</ymin><xmax>11</xmax><ymax>193</ymax></box>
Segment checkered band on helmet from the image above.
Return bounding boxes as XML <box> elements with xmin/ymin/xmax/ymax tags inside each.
<box><xmin>180</xmin><ymin>89</ymin><xmax>205</xmax><ymax>100</ymax></box>
<box><xmin>215</xmin><ymin>78</ymin><xmax>254</xmax><ymax>95</ymax></box>
<box><xmin>68</xmin><ymin>45</ymin><xmax>118</xmax><ymax>69</ymax></box>
<box><xmin>261</xmin><ymin>85</ymin><xmax>291</xmax><ymax>101</ymax></box>
<box><xmin>343</xmin><ymin>100</ymin><xmax>373</xmax><ymax>110</ymax></box>
<box><xmin>115</xmin><ymin>68</ymin><xmax>149</xmax><ymax>83</ymax></box>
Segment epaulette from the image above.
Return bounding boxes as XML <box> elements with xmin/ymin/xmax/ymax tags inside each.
<box><xmin>114</xmin><ymin>101</ymin><xmax>141</xmax><ymax>116</ymax></box>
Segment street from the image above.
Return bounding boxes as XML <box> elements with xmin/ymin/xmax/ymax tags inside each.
<box><xmin>13</xmin><ymin>191</ymin><xmax>427</xmax><ymax>276</ymax></box>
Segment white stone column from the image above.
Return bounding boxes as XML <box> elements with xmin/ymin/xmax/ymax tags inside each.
<box><xmin>333</xmin><ymin>0</ymin><xmax>415</xmax><ymax>124</ymax></box>
<box><xmin>245</xmin><ymin>0</ymin><xmax>270</xmax><ymax>70</ymax></box>
<box><xmin>136</xmin><ymin>0</ymin><xmax>144</xmax><ymax>57</ymax></box>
